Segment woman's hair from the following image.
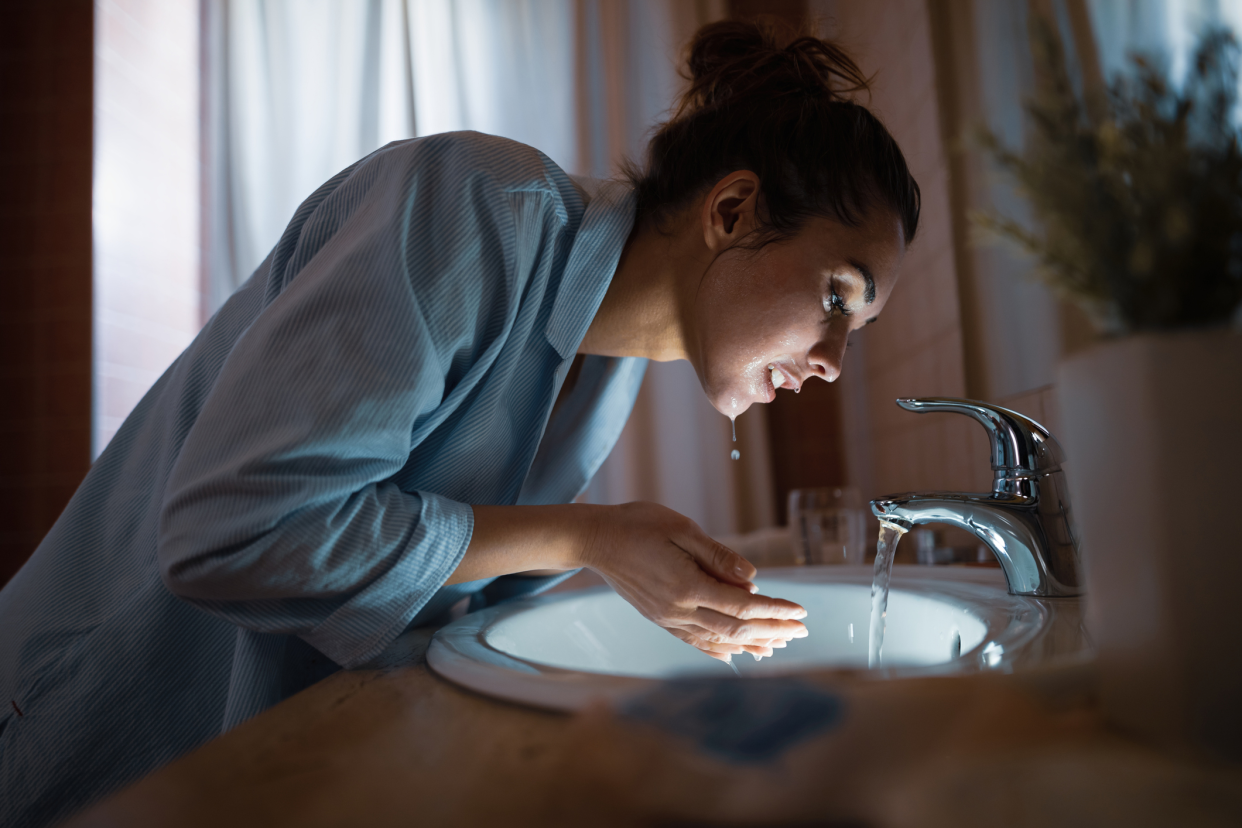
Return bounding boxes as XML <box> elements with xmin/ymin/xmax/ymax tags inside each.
<box><xmin>627</xmin><ymin>20</ymin><xmax>921</xmax><ymax>247</ymax></box>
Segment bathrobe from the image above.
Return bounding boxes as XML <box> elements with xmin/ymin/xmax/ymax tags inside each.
<box><xmin>0</xmin><ymin>131</ymin><xmax>645</xmax><ymax>827</ymax></box>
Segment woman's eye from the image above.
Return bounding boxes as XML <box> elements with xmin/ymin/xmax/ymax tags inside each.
<box><xmin>823</xmin><ymin>291</ymin><xmax>846</xmax><ymax>320</ymax></box>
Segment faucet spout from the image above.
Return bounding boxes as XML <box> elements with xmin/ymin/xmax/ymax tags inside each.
<box><xmin>871</xmin><ymin>492</ymin><xmax>1080</xmax><ymax>596</ymax></box>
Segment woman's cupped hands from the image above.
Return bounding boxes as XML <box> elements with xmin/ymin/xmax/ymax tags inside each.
<box><xmin>580</xmin><ymin>502</ymin><xmax>807</xmax><ymax>662</ymax></box>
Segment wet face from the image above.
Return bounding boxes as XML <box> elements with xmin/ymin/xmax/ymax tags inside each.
<box><xmin>689</xmin><ymin>209</ymin><xmax>906</xmax><ymax>417</ymax></box>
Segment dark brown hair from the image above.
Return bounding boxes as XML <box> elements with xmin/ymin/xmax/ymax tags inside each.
<box><xmin>627</xmin><ymin>20</ymin><xmax>921</xmax><ymax>248</ymax></box>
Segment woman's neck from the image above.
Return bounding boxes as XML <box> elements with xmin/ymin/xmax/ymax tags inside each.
<box><xmin>578</xmin><ymin>215</ymin><xmax>704</xmax><ymax>362</ymax></box>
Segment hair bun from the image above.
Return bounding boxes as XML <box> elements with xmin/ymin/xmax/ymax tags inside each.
<box><xmin>680</xmin><ymin>20</ymin><xmax>869</xmax><ymax>115</ymax></box>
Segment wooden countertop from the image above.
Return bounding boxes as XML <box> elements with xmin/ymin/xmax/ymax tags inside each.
<box><xmin>63</xmin><ymin>582</ymin><xmax>1242</xmax><ymax>827</ymax></box>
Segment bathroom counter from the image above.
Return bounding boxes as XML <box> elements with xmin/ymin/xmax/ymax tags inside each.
<box><xmin>63</xmin><ymin>622</ymin><xmax>1242</xmax><ymax>827</ymax></box>
<box><xmin>63</xmin><ymin>631</ymin><xmax>589</xmax><ymax>827</ymax></box>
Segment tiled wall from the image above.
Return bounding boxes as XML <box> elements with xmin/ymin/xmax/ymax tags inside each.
<box><xmin>93</xmin><ymin>0</ymin><xmax>201</xmax><ymax>453</ymax></box>
<box><xmin>817</xmin><ymin>0</ymin><xmax>993</xmax><ymax>505</ymax></box>
<box><xmin>0</xmin><ymin>2</ymin><xmax>97</xmax><ymax>585</ymax></box>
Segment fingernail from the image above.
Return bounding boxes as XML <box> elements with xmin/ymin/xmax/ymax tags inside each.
<box><xmin>747</xmin><ymin>583</ymin><xmax>758</xmax><ymax>594</ymax></box>
<box><xmin>734</xmin><ymin>564</ymin><xmax>751</xmax><ymax>578</ymax></box>
<box><xmin>794</xmin><ymin>628</ymin><xmax>809</xmax><ymax>638</ymax></box>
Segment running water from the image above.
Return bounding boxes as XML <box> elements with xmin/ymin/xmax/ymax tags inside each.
<box><xmin>730</xmin><ymin>416</ymin><xmax>740</xmax><ymax>460</ymax></box>
<box><xmin>726</xmin><ymin>658</ymin><xmax>742</xmax><ymax>676</ymax></box>
<box><xmin>868</xmin><ymin>519</ymin><xmax>908</xmax><ymax>668</ymax></box>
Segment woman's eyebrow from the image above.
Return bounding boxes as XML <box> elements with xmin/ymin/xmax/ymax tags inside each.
<box><xmin>848</xmin><ymin>258</ymin><xmax>877</xmax><ymax>304</ymax></box>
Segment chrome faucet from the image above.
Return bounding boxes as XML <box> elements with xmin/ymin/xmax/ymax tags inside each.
<box><xmin>869</xmin><ymin>398</ymin><xmax>1083</xmax><ymax>597</ymax></box>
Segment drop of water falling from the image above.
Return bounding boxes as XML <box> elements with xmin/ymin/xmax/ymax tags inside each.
<box><xmin>729</xmin><ymin>416</ymin><xmax>740</xmax><ymax>461</ymax></box>
<box><xmin>731</xmin><ymin>449</ymin><xmax>740</xmax><ymax>461</ymax></box>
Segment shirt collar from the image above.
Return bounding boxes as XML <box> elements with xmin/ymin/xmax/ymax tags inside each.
<box><xmin>544</xmin><ymin>178</ymin><xmax>637</xmax><ymax>360</ymax></box>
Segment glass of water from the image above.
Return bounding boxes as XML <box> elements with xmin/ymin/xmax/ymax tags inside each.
<box><xmin>787</xmin><ymin>486</ymin><xmax>867</xmax><ymax>566</ymax></box>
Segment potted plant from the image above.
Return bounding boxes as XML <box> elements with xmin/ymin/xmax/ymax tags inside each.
<box><xmin>977</xmin><ymin>28</ymin><xmax>1242</xmax><ymax>760</ymax></box>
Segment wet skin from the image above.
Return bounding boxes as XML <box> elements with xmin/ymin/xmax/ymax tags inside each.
<box><xmin>682</xmin><ymin>173</ymin><xmax>908</xmax><ymax>417</ymax></box>
<box><xmin>578</xmin><ymin>170</ymin><xmax>907</xmax><ymax>415</ymax></box>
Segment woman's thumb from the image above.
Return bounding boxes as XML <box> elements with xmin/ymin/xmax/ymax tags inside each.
<box><xmin>693</xmin><ymin>537</ymin><xmax>757</xmax><ymax>591</ymax></box>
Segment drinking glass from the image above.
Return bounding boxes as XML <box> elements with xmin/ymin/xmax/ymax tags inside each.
<box><xmin>787</xmin><ymin>486</ymin><xmax>867</xmax><ymax>566</ymax></box>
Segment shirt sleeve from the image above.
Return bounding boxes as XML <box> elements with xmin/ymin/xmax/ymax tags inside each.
<box><xmin>157</xmin><ymin>137</ymin><xmax>540</xmax><ymax>669</ymax></box>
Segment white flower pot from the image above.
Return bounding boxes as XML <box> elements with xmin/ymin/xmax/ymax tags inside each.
<box><xmin>1057</xmin><ymin>330</ymin><xmax>1242</xmax><ymax>759</ymax></box>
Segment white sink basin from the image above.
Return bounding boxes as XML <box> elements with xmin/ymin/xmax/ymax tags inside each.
<box><xmin>428</xmin><ymin>566</ymin><xmax>1089</xmax><ymax>711</ymax></box>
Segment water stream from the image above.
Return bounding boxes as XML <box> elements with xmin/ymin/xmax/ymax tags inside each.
<box><xmin>868</xmin><ymin>520</ymin><xmax>908</xmax><ymax>668</ymax></box>
<box><xmin>730</xmin><ymin>416</ymin><xmax>740</xmax><ymax>461</ymax></box>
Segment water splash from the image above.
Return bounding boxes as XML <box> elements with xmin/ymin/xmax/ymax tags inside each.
<box><xmin>868</xmin><ymin>519</ymin><xmax>908</xmax><ymax>668</ymax></box>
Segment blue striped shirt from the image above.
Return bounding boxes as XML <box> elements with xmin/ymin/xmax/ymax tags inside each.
<box><xmin>0</xmin><ymin>132</ymin><xmax>645</xmax><ymax>827</ymax></box>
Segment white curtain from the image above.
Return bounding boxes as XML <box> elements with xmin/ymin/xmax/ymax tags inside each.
<box><xmin>408</xmin><ymin>0</ymin><xmax>578</xmax><ymax>168</ymax></box>
<box><xmin>204</xmin><ymin>0</ymin><xmax>773</xmax><ymax>537</ymax></box>
<box><xmin>205</xmin><ymin>0</ymin><xmax>417</xmax><ymax>311</ymax></box>
<box><xmin>1088</xmin><ymin>0</ymin><xmax>1242</xmax><ymax>87</ymax></box>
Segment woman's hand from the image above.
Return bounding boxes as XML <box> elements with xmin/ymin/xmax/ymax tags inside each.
<box><xmin>580</xmin><ymin>502</ymin><xmax>807</xmax><ymax>662</ymax></box>
<box><xmin>458</xmin><ymin>501</ymin><xmax>807</xmax><ymax>661</ymax></box>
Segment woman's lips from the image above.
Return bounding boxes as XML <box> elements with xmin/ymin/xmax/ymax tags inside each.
<box><xmin>768</xmin><ymin>363</ymin><xmax>799</xmax><ymax>394</ymax></box>
<box><xmin>761</xmin><ymin>371</ymin><xmax>776</xmax><ymax>402</ymax></box>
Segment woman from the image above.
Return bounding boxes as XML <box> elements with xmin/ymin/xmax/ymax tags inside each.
<box><xmin>0</xmin><ymin>20</ymin><xmax>918</xmax><ymax>827</ymax></box>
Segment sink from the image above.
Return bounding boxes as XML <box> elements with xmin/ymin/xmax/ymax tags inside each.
<box><xmin>427</xmin><ymin>565</ymin><xmax>1090</xmax><ymax>711</ymax></box>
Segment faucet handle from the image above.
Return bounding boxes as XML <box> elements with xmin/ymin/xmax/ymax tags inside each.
<box><xmin>896</xmin><ymin>397</ymin><xmax>1065</xmax><ymax>475</ymax></box>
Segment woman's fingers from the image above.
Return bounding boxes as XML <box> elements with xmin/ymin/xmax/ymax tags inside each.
<box><xmin>675</xmin><ymin>623</ymin><xmax>791</xmax><ymax>648</ymax></box>
<box><xmin>667</xmin><ymin>627</ymin><xmax>744</xmax><ymax>661</ymax></box>
<box><xmin>671</xmin><ymin>626</ymin><xmax>776</xmax><ymax>660</ymax></box>
<box><xmin>684</xmin><ymin>607</ymin><xmax>808</xmax><ymax>645</ymax></box>
<box><xmin>693</xmin><ymin>577</ymin><xmax>807</xmax><ymax>622</ymax></box>
<box><xmin>673</xmin><ymin>529</ymin><xmax>757</xmax><ymax>590</ymax></box>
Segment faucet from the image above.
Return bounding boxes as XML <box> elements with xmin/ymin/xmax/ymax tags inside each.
<box><xmin>869</xmin><ymin>398</ymin><xmax>1082</xmax><ymax>597</ymax></box>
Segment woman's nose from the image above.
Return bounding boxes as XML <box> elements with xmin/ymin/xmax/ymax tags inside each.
<box><xmin>808</xmin><ymin>332</ymin><xmax>848</xmax><ymax>383</ymax></box>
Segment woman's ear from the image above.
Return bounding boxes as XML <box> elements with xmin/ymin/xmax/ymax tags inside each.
<box><xmin>701</xmin><ymin>171</ymin><xmax>761</xmax><ymax>253</ymax></box>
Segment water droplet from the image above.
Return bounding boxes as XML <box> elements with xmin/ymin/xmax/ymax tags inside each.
<box><xmin>730</xmin><ymin>449</ymin><xmax>740</xmax><ymax>461</ymax></box>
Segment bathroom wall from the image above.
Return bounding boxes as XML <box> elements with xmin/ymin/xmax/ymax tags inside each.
<box><xmin>0</xmin><ymin>1</ymin><xmax>97</xmax><ymax>586</ymax></box>
<box><xmin>815</xmin><ymin>0</ymin><xmax>993</xmax><ymax>507</ymax></box>
<box><xmin>93</xmin><ymin>0</ymin><xmax>202</xmax><ymax>453</ymax></box>
<box><xmin>811</xmin><ymin>0</ymin><xmax>1105</xmax><ymax>522</ymax></box>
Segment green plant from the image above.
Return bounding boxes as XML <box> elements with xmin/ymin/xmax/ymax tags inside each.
<box><xmin>975</xmin><ymin>26</ymin><xmax>1242</xmax><ymax>334</ymax></box>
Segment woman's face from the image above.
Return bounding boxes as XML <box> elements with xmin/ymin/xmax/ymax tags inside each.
<box><xmin>689</xmin><ymin>208</ymin><xmax>907</xmax><ymax>417</ymax></box>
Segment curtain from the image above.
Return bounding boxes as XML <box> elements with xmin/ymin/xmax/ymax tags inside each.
<box><xmin>203</xmin><ymin>0</ymin><xmax>773</xmax><ymax>537</ymax></box>
<box><xmin>204</xmin><ymin>0</ymin><xmax>415</xmax><ymax>312</ymax></box>
<box><xmin>1088</xmin><ymin>0</ymin><xmax>1242</xmax><ymax>88</ymax></box>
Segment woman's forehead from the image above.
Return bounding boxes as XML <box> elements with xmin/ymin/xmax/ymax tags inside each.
<box><xmin>804</xmin><ymin>213</ymin><xmax>905</xmax><ymax>274</ymax></box>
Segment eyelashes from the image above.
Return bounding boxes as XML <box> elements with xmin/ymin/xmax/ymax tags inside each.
<box><xmin>823</xmin><ymin>289</ymin><xmax>849</xmax><ymax>322</ymax></box>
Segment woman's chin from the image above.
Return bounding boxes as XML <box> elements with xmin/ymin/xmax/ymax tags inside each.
<box><xmin>708</xmin><ymin>387</ymin><xmax>769</xmax><ymax>417</ymax></box>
